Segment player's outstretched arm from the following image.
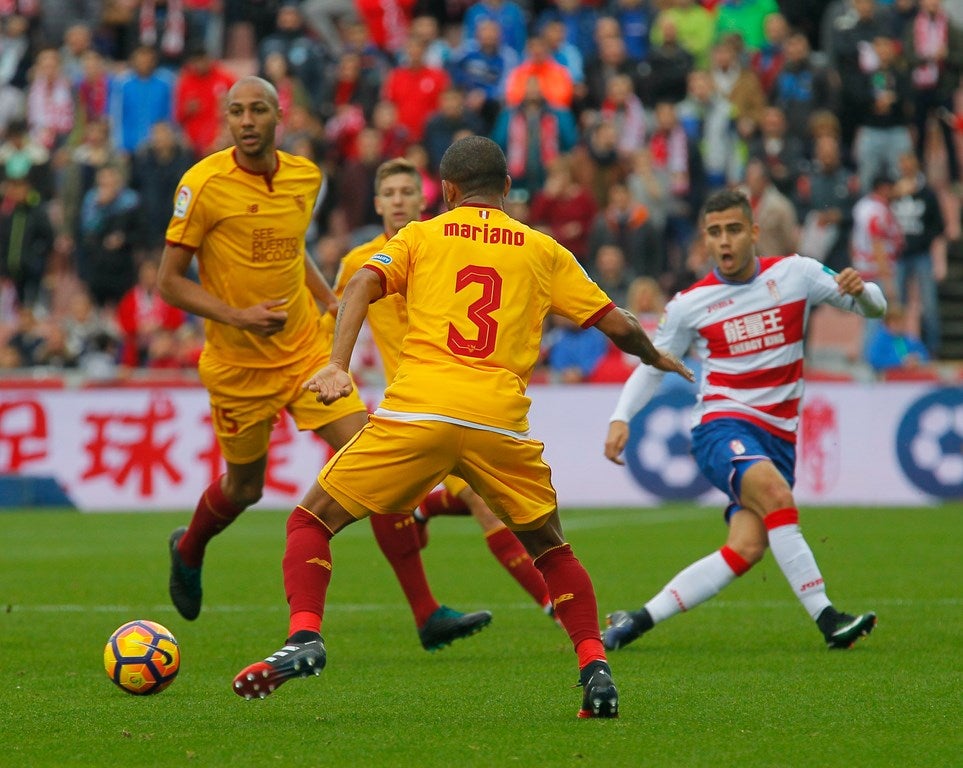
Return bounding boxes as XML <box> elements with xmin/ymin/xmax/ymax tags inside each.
<box><xmin>834</xmin><ymin>267</ymin><xmax>887</xmax><ymax>318</ymax></box>
<box><xmin>596</xmin><ymin>307</ymin><xmax>694</xmax><ymax>382</ymax></box>
<box><xmin>604</xmin><ymin>420</ymin><xmax>630</xmax><ymax>466</ymax></box>
<box><xmin>304</xmin><ymin>251</ymin><xmax>339</xmax><ymax>316</ymax></box>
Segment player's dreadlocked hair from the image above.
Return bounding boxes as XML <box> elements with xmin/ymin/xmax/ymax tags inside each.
<box><xmin>439</xmin><ymin>136</ymin><xmax>508</xmax><ymax>198</ymax></box>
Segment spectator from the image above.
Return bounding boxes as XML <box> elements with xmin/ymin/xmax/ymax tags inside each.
<box><xmin>747</xmin><ymin>106</ymin><xmax>807</xmax><ymax>198</ymax></box>
<box><xmin>173</xmin><ymin>45</ymin><xmax>234</xmax><ymax>158</ymax></box>
<box><xmin>529</xmin><ymin>154</ymin><xmax>598</xmax><ymax>263</ymax></box>
<box><xmin>0</xmin><ymin>156</ymin><xmax>53</xmax><ymax>307</ymax></box>
<box><xmin>78</xmin><ymin>164</ymin><xmax>144</xmax><ymax>308</ymax></box>
<box><xmin>626</xmin><ymin>146</ymin><xmax>670</xmax><ymax>245</ymax></box>
<box><xmin>598</xmin><ymin>73</ymin><xmax>647</xmax><ymax>162</ymax></box>
<box><xmin>891</xmin><ymin>151</ymin><xmax>946</xmax><ymax>355</ymax></box>
<box><xmin>544</xmin><ymin>316</ymin><xmax>609</xmax><ymax>383</ymax></box>
<box><xmin>300</xmin><ymin>0</ymin><xmax>358</xmax><ymax>57</ymax></box>
<box><xmin>57</xmin><ymin>117</ymin><xmax>128</xmax><ymax>251</ymax></box>
<box><xmin>406</xmin><ymin>14</ymin><xmax>453</xmax><ymax>70</ymax></box>
<box><xmin>258</xmin><ymin>0</ymin><xmax>329</xmax><ymax>114</ymax></box>
<box><xmin>354</xmin><ymin>0</ymin><xmax>414</xmax><ymax>57</ymax></box>
<box><xmin>381</xmin><ymin>35</ymin><xmax>450</xmax><ymax>142</ymax></box>
<box><xmin>138</xmin><ymin>0</ymin><xmax>188</xmax><ymax>66</ymax></box>
<box><xmin>770</xmin><ymin>30</ymin><xmax>835</xmax><ymax>150</ymax></box>
<box><xmin>490</xmin><ymin>76</ymin><xmax>578</xmax><ymax>199</ymax></box>
<box><xmin>0</xmin><ymin>80</ymin><xmax>25</xmax><ymax>138</ymax></box>
<box><xmin>60</xmin><ymin>23</ymin><xmax>95</xmax><ymax>84</ymax></box>
<box><xmin>826</xmin><ymin>0</ymin><xmax>899</xmax><ymax>151</ymax></box>
<box><xmin>865</xmin><ymin>303</ymin><xmax>933</xmax><ymax>374</ymax></box>
<box><xmin>794</xmin><ymin>133</ymin><xmax>860</xmax><ymax>273</ymax></box>
<box><xmin>422</xmin><ymin>88</ymin><xmax>484</xmax><ymax>174</ymax></box>
<box><xmin>648</xmin><ymin>100</ymin><xmax>706</xmax><ymax>285</ymax></box>
<box><xmin>586</xmin><ymin>182</ymin><xmax>661</xmax><ymax>279</ymax></box>
<box><xmin>335</xmin><ymin>126</ymin><xmax>384</xmax><ymax>241</ymax></box>
<box><xmin>714</xmin><ymin>0</ymin><xmax>781</xmax><ymax>52</ymax></box>
<box><xmin>109</xmin><ymin>45</ymin><xmax>175</xmax><ymax>155</ymax></box>
<box><xmin>572</xmin><ymin>118</ymin><xmax>623</xmax><ymax>209</ymax></box>
<box><xmin>462</xmin><ymin>0</ymin><xmax>529</xmax><ymax>57</ymax></box>
<box><xmin>626</xmin><ymin>275</ymin><xmax>667</xmax><ymax>338</ymax></box>
<box><xmin>448</xmin><ymin>19</ymin><xmax>518</xmax><ymax>134</ymax></box>
<box><xmin>0</xmin><ymin>15</ymin><xmax>32</xmax><ymax>90</ymax></box>
<box><xmin>262</xmin><ymin>51</ymin><xmax>313</xmax><ymax>146</ymax></box>
<box><xmin>539</xmin><ymin>18</ymin><xmax>585</xmax><ymax>94</ymax></box>
<box><xmin>709</xmin><ymin>34</ymin><xmax>767</xmax><ymax>138</ymax></box>
<box><xmin>26</xmin><ymin>48</ymin><xmax>74</xmax><ymax>153</ymax></box>
<box><xmin>583</xmin><ymin>27</ymin><xmax>643</xmax><ymax>111</ymax></box>
<box><xmin>742</xmin><ymin>156</ymin><xmax>799</xmax><ymax>257</ymax></box>
<box><xmin>536</xmin><ymin>0</ymin><xmax>599</xmax><ymax>60</ymax></box>
<box><xmin>317</xmin><ymin>50</ymin><xmax>380</xmax><ymax>124</ymax></box>
<box><xmin>611</xmin><ymin>0</ymin><xmax>655</xmax><ymax>63</ymax></box>
<box><xmin>130</xmin><ymin>121</ymin><xmax>195</xmax><ymax>259</ymax></box>
<box><xmin>116</xmin><ymin>258</ymin><xmax>186</xmax><ymax>367</ymax></box>
<box><xmin>590</xmin><ymin>243</ymin><xmax>636</xmax><ymax>309</ymax></box>
<box><xmin>503</xmin><ymin>35</ymin><xmax>574</xmax><ymax>111</ymax></box>
<box><xmin>677</xmin><ymin>69</ymin><xmax>744</xmax><ymax>190</ymax></box>
<box><xmin>0</xmin><ymin>118</ymin><xmax>52</xmax><ymax>200</ymax></box>
<box><xmin>370</xmin><ymin>99</ymin><xmax>411</xmax><ymax>161</ymax></box>
<box><xmin>403</xmin><ymin>142</ymin><xmax>442</xmax><ymax>216</ymax></box>
<box><xmin>638</xmin><ymin>16</ymin><xmax>695</xmax><ymax>106</ymax></box>
<box><xmin>75</xmin><ymin>50</ymin><xmax>114</xmax><ymax>128</ymax></box>
<box><xmin>650</xmin><ymin>0</ymin><xmax>716</xmax><ymax>70</ymax></box>
<box><xmin>903</xmin><ymin>0</ymin><xmax>963</xmax><ymax>189</ymax></box>
<box><xmin>750</xmin><ymin>12</ymin><xmax>790</xmax><ymax>96</ymax></box>
<box><xmin>851</xmin><ymin>171</ymin><xmax>903</xmax><ymax>357</ymax></box>
<box><xmin>852</xmin><ymin>34</ymin><xmax>913</xmax><ymax>192</ymax></box>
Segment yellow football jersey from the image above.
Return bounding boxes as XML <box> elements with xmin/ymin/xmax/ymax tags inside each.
<box><xmin>335</xmin><ymin>233</ymin><xmax>408</xmax><ymax>381</ymax></box>
<box><xmin>165</xmin><ymin>147</ymin><xmax>324</xmax><ymax>368</ymax></box>
<box><xmin>365</xmin><ymin>203</ymin><xmax>615</xmax><ymax>432</ymax></box>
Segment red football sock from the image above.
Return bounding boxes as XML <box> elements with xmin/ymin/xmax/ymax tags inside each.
<box><xmin>283</xmin><ymin>506</ymin><xmax>334</xmax><ymax>637</ymax></box>
<box><xmin>485</xmin><ymin>526</ymin><xmax>551</xmax><ymax>608</ymax></box>
<box><xmin>178</xmin><ymin>476</ymin><xmax>244</xmax><ymax>567</ymax></box>
<box><xmin>370</xmin><ymin>512</ymin><xmax>440</xmax><ymax>627</ymax></box>
<box><xmin>418</xmin><ymin>488</ymin><xmax>471</xmax><ymax>519</ymax></box>
<box><xmin>534</xmin><ymin>544</ymin><xmax>606</xmax><ymax>666</ymax></box>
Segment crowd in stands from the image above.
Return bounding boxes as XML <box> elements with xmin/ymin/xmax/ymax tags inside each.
<box><xmin>0</xmin><ymin>0</ymin><xmax>961</xmax><ymax>384</ymax></box>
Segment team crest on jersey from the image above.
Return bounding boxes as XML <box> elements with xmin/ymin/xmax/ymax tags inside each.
<box><xmin>729</xmin><ymin>439</ymin><xmax>746</xmax><ymax>455</ymax></box>
<box><xmin>294</xmin><ymin>194</ymin><xmax>305</xmax><ymax>212</ymax></box>
<box><xmin>766</xmin><ymin>279</ymin><xmax>780</xmax><ymax>301</ymax></box>
<box><xmin>479</xmin><ymin>209</ymin><xmax>489</xmax><ymax>219</ymax></box>
<box><xmin>371</xmin><ymin>253</ymin><xmax>391</xmax><ymax>264</ymax></box>
<box><xmin>173</xmin><ymin>185</ymin><xmax>191</xmax><ymax>217</ymax></box>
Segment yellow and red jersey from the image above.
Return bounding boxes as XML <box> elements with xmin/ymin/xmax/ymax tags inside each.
<box><xmin>335</xmin><ymin>232</ymin><xmax>408</xmax><ymax>381</ymax></box>
<box><xmin>165</xmin><ymin>147</ymin><xmax>324</xmax><ymax>369</ymax></box>
<box><xmin>364</xmin><ymin>203</ymin><xmax>614</xmax><ymax>432</ymax></box>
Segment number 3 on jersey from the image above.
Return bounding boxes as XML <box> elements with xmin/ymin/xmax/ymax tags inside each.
<box><xmin>447</xmin><ymin>265</ymin><xmax>501</xmax><ymax>358</ymax></box>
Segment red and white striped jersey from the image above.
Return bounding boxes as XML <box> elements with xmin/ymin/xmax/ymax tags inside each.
<box><xmin>611</xmin><ymin>255</ymin><xmax>887</xmax><ymax>442</ymax></box>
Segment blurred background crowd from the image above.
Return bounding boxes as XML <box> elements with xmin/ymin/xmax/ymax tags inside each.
<box><xmin>0</xmin><ymin>0</ymin><xmax>961</xmax><ymax>385</ymax></box>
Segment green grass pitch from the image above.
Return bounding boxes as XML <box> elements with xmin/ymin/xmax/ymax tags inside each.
<box><xmin>1</xmin><ymin>504</ymin><xmax>960</xmax><ymax>767</ymax></box>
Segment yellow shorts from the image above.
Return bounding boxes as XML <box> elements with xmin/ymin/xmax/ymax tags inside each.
<box><xmin>199</xmin><ymin>349</ymin><xmax>367</xmax><ymax>465</ymax></box>
<box><xmin>441</xmin><ymin>475</ymin><xmax>469</xmax><ymax>497</ymax></box>
<box><xmin>319</xmin><ymin>415</ymin><xmax>557</xmax><ymax>530</ymax></box>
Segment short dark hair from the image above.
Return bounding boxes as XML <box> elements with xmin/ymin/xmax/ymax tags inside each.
<box><xmin>701</xmin><ymin>188</ymin><xmax>753</xmax><ymax>222</ymax></box>
<box><xmin>439</xmin><ymin>135</ymin><xmax>507</xmax><ymax>197</ymax></box>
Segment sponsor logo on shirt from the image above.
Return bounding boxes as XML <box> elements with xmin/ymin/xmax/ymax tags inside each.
<box><xmin>251</xmin><ymin>227</ymin><xmax>299</xmax><ymax>262</ymax></box>
<box><xmin>173</xmin><ymin>185</ymin><xmax>191</xmax><ymax>217</ymax></box>
<box><xmin>371</xmin><ymin>253</ymin><xmax>391</xmax><ymax>264</ymax></box>
<box><xmin>443</xmin><ymin>221</ymin><xmax>525</xmax><ymax>246</ymax></box>
<box><xmin>722</xmin><ymin>308</ymin><xmax>786</xmax><ymax>354</ymax></box>
<box><xmin>706</xmin><ymin>298</ymin><xmax>735</xmax><ymax>314</ymax></box>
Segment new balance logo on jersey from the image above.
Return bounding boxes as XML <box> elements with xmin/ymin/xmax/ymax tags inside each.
<box><xmin>444</xmin><ymin>221</ymin><xmax>525</xmax><ymax>246</ymax></box>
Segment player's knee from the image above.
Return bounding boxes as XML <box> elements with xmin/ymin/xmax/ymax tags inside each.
<box><xmin>227</xmin><ymin>481</ymin><xmax>263</xmax><ymax>509</ymax></box>
<box><xmin>736</xmin><ymin>539</ymin><xmax>767</xmax><ymax>565</ymax></box>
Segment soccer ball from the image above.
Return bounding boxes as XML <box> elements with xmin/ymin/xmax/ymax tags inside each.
<box><xmin>103</xmin><ymin>620</ymin><xmax>180</xmax><ymax>695</ymax></box>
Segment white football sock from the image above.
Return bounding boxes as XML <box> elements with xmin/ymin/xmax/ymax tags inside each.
<box><xmin>645</xmin><ymin>550</ymin><xmax>741</xmax><ymax>624</ymax></box>
<box><xmin>766</xmin><ymin>514</ymin><xmax>832</xmax><ymax>620</ymax></box>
